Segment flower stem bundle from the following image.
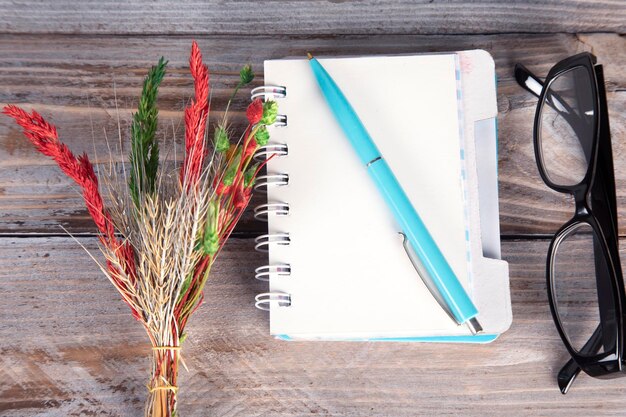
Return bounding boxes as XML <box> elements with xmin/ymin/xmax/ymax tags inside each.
<box><xmin>3</xmin><ymin>41</ymin><xmax>277</xmax><ymax>417</ymax></box>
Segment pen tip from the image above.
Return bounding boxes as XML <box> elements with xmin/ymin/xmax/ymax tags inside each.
<box><xmin>466</xmin><ymin>317</ymin><xmax>483</xmax><ymax>335</ymax></box>
<box><xmin>306</xmin><ymin>52</ymin><xmax>313</xmax><ymax>60</ymax></box>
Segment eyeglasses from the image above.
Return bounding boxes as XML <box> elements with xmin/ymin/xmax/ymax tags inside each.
<box><xmin>515</xmin><ymin>53</ymin><xmax>624</xmax><ymax>394</ymax></box>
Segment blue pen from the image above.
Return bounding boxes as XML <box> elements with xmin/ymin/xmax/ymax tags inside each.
<box><xmin>307</xmin><ymin>53</ymin><xmax>482</xmax><ymax>334</ymax></box>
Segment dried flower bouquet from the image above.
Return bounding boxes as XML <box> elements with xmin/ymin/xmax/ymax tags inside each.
<box><xmin>3</xmin><ymin>41</ymin><xmax>277</xmax><ymax>417</ymax></box>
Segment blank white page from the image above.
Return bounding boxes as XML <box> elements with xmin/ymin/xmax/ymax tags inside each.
<box><xmin>264</xmin><ymin>54</ymin><xmax>470</xmax><ymax>338</ymax></box>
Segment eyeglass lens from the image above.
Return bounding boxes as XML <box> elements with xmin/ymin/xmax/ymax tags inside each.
<box><xmin>538</xmin><ymin>66</ymin><xmax>596</xmax><ymax>187</ymax></box>
<box><xmin>552</xmin><ymin>222</ymin><xmax>615</xmax><ymax>354</ymax></box>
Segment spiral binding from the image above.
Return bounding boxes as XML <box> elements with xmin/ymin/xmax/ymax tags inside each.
<box><xmin>251</xmin><ymin>85</ymin><xmax>286</xmax><ymax>100</ymax></box>
<box><xmin>253</xmin><ymin>173</ymin><xmax>289</xmax><ymax>192</ymax></box>
<box><xmin>252</xmin><ymin>85</ymin><xmax>292</xmax><ymax>311</ymax></box>
<box><xmin>255</xmin><ymin>264</ymin><xmax>291</xmax><ymax>281</ymax></box>
<box><xmin>254</xmin><ymin>203</ymin><xmax>290</xmax><ymax>221</ymax></box>
<box><xmin>255</xmin><ymin>292</ymin><xmax>291</xmax><ymax>311</ymax></box>
<box><xmin>273</xmin><ymin>114</ymin><xmax>288</xmax><ymax>127</ymax></box>
<box><xmin>254</xmin><ymin>233</ymin><xmax>290</xmax><ymax>252</ymax></box>
<box><xmin>254</xmin><ymin>143</ymin><xmax>288</xmax><ymax>162</ymax></box>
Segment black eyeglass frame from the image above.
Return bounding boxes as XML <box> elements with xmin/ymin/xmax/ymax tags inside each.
<box><xmin>515</xmin><ymin>52</ymin><xmax>625</xmax><ymax>394</ymax></box>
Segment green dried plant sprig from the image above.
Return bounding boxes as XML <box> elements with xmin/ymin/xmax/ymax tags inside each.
<box><xmin>129</xmin><ymin>56</ymin><xmax>168</xmax><ymax>207</ymax></box>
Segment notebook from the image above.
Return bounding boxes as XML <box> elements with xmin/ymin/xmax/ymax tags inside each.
<box><xmin>252</xmin><ymin>50</ymin><xmax>511</xmax><ymax>342</ymax></box>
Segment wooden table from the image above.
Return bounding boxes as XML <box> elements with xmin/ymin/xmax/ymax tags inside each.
<box><xmin>1</xmin><ymin>2</ymin><xmax>625</xmax><ymax>416</ymax></box>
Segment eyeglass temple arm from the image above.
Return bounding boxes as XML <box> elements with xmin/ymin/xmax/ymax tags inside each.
<box><xmin>515</xmin><ymin>63</ymin><xmax>591</xmax><ymax>162</ymax></box>
<box><xmin>514</xmin><ymin>64</ymin><xmax>545</xmax><ymax>98</ymax></box>
<box><xmin>557</xmin><ymin>324</ymin><xmax>603</xmax><ymax>394</ymax></box>
<box><xmin>514</xmin><ymin>64</ymin><xmax>583</xmax><ymax>121</ymax></box>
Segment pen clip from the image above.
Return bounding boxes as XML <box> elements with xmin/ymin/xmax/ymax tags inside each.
<box><xmin>399</xmin><ymin>232</ymin><xmax>483</xmax><ymax>335</ymax></box>
<box><xmin>399</xmin><ymin>232</ymin><xmax>460</xmax><ymax>326</ymax></box>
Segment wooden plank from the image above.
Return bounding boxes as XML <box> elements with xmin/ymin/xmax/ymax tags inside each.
<box><xmin>0</xmin><ymin>0</ymin><xmax>624</xmax><ymax>36</ymax></box>
<box><xmin>0</xmin><ymin>33</ymin><xmax>624</xmax><ymax>235</ymax></box>
<box><xmin>1</xmin><ymin>236</ymin><xmax>625</xmax><ymax>416</ymax></box>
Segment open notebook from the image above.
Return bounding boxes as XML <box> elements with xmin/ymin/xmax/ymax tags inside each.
<box><xmin>252</xmin><ymin>51</ymin><xmax>511</xmax><ymax>342</ymax></box>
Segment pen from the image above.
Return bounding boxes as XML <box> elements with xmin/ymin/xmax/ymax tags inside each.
<box><xmin>307</xmin><ymin>53</ymin><xmax>482</xmax><ymax>334</ymax></box>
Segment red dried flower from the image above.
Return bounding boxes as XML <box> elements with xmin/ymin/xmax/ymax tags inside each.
<box><xmin>243</xmin><ymin>136</ymin><xmax>258</xmax><ymax>160</ymax></box>
<box><xmin>233</xmin><ymin>183</ymin><xmax>252</xmax><ymax>210</ymax></box>
<box><xmin>2</xmin><ymin>104</ymin><xmax>139</xmax><ymax>317</ymax></box>
<box><xmin>181</xmin><ymin>40</ymin><xmax>210</xmax><ymax>188</ymax></box>
<box><xmin>2</xmin><ymin>105</ymin><xmax>115</xmax><ymax>240</ymax></box>
<box><xmin>246</xmin><ymin>98</ymin><xmax>263</xmax><ymax>125</ymax></box>
<box><xmin>216</xmin><ymin>182</ymin><xmax>231</xmax><ymax>196</ymax></box>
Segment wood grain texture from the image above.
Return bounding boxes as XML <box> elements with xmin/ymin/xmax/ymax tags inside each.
<box><xmin>0</xmin><ymin>236</ymin><xmax>624</xmax><ymax>417</ymax></box>
<box><xmin>0</xmin><ymin>0</ymin><xmax>624</xmax><ymax>36</ymax></box>
<box><xmin>1</xmin><ymin>2</ymin><xmax>625</xmax><ymax>416</ymax></box>
<box><xmin>1</xmin><ymin>33</ymin><xmax>624</xmax><ymax>235</ymax></box>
